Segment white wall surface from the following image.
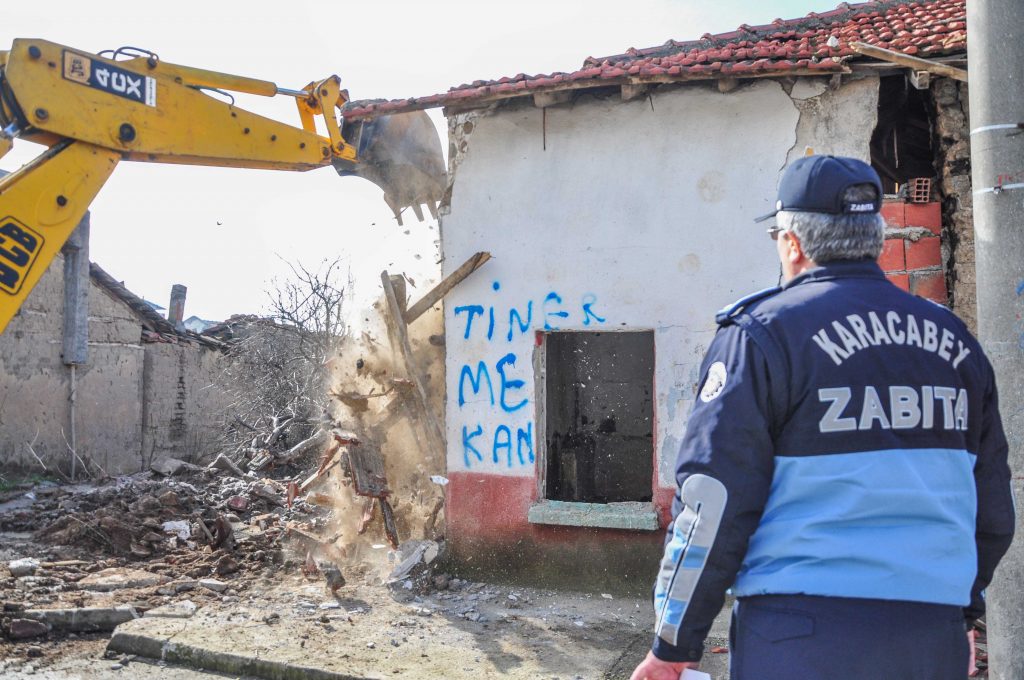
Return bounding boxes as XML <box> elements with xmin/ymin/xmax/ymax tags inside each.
<box><xmin>441</xmin><ymin>76</ymin><xmax>878</xmax><ymax>485</ymax></box>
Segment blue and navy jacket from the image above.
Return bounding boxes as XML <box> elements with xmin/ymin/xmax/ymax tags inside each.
<box><xmin>652</xmin><ymin>260</ymin><xmax>1014</xmax><ymax>662</ymax></box>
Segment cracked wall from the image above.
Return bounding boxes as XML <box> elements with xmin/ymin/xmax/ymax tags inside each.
<box><xmin>435</xmin><ymin>75</ymin><xmax>880</xmax><ymax>584</ymax></box>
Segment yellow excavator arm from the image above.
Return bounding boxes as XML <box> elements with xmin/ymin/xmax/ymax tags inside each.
<box><xmin>0</xmin><ymin>38</ymin><xmax>445</xmax><ymax>333</ymax></box>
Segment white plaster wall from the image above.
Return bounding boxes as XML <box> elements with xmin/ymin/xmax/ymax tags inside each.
<box><xmin>441</xmin><ymin>77</ymin><xmax>878</xmax><ymax>484</ymax></box>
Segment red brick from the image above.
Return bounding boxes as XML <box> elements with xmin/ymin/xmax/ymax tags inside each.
<box><xmin>887</xmin><ymin>273</ymin><xmax>910</xmax><ymax>291</ymax></box>
<box><xmin>878</xmin><ymin>239</ymin><xmax>906</xmax><ymax>272</ymax></box>
<box><xmin>906</xmin><ymin>235</ymin><xmax>942</xmax><ymax>270</ymax></box>
<box><xmin>904</xmin><ymin>202</ymin><xmax>942</xmax><ymax>234</ymax></box>
<box><xmin>881</xmin><ymin>201</ymin><xmax>906</xmax><ymax>227</ymax></box>
<box><xmin>911</xmin><ymin>270</ymin><xmax>948</xmax><ymax>303</ymax></box>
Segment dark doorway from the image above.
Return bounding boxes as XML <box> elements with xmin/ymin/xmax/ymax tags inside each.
<box><xmin>871</xmin><ymin>74</ymin><xmax>936</xmax><ymax>194</ymax></box>
<box><xmin>544</xmin><ymin>331</ymin><xmax>654</xmax><ymax>503</ymax></box>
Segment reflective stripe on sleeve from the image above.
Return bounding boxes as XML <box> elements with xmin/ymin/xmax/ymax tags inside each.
<box><xmin>654</xmin><ymin>474</ymin><xmax>728</xmax><ymax>646</ymax></box>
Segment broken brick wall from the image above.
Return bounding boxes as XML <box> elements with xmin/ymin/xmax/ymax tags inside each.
<box><xmin>878</xmin><ymin>201</ymin><xmax>946</xmax><ymax>302</ymax></box>
<box><xmin>875</xmin><ymin>77</ymin><xmax>974</xmax><ymax>334</ymax></box>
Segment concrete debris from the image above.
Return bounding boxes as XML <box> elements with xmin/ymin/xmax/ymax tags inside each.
<box><xmin>20</xmin><ymin>605</ymin><xmax>139</xmax><ymax>631</ymax></box>
<box><xmin>150</xmin><ymin>458</ymin><xmax>200</xmax><ymax>476</ymax></box>
<box><xmin>214</xmin><ymin>554</ymin><xmax>240</xmax><ymax>576</ymax></box>
<box><xmin>321</xmin><ymin>562</ymin><xmax>345</xmax><ymax>594</ymax></box>
<box><xmin>143</xmin><ymin>600</ymin><xmax>197</xmax><ymax>619</ymax></box>
<box><xmin>198</xmin><ymin>578</ymin><xmax>228</xmax><ymax>593</ymax></box>
<box><xmin>226</xmin><ymin>495</ymin><xmax>249</xmax><ymax>512</ymax></box>
<box><xmin>387</xmin><ymin>540</ymin><xmax>443</xmax><ymax>593</ymax></box>
<box><xmin>8</xmin><ymin>618</ymin><xmax>48</xmax><ymax>639</ymax></box>
<box><xmin>209</xmin><ymin>453</ymin><xmax>246</xmax><ymax>477</ymax></box>
<box><xmin>161</xmin><ymin>520</ymin><xmax>191</xmax><ymax>540</ymax></box>
<box><xmin>78</xmin><ymin>568</ymin><xmax>170</xmax><ymax>592</ymax></box>
<box><xmin>8</xmin><ymin>558</ymin><xmax>40</xmax><ymax>577</ymax></box>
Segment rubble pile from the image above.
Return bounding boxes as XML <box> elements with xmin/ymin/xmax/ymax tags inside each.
<box><xmin>1</xmin><ymin>473</ymin><xmax>300</xmax><ymax>562</ymax></box>
<box><xmin>0</xmin><ymin>460</ymin><xmax>346</xmax><ymax>640</ymax></box>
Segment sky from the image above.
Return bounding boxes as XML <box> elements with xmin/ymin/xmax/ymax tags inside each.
<box><xmin>2</xmin><ymin>0</ymin><xmax>842</xmax><ymax>321</ymax></box>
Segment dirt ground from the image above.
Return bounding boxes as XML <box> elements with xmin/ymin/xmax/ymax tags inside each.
<box><xmin>0</xmin><ymin>474</ymin><xmax>710</xmax><ymax>679</ymax></box>
<box><xmin>0</xmin><ymin>474</ymin><xmax>986</xmax><ymax>680</ymax></box>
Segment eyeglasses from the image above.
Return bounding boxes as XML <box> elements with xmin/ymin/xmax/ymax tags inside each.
<box><xmin>766</xmin><ymin>226</ymin><xmax>789</xmax><ymax>241</ymax></box>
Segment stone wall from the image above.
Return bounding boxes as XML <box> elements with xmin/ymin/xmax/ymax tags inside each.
<box><xmin>0</xmin><ymin>255</ymin><xmax>223</xmax><ymax>476</ymax></box>
<box><xmin>930</xmin><ymin>78</ymin><xmax>975</xmax><ymax>333</ymax></box>
<box><xmin>142</xmin><ymin>341</ymin><xmax>226</xmax><ymax>468</ymax></box>
<box><xmin>0</xmin><ymin>253</ymin><xmax>144</xmax><ymax>475</ymax></box>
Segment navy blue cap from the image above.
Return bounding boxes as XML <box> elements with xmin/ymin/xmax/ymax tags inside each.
<box><xmin>754</xmin><ymin>155</ymin><xmax>883</xmax><ymax>223</ymax></box>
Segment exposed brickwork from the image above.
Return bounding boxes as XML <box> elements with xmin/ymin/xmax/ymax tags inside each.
<box><xmin>905</xmin><ymin>202</ymin><xmax>942</xmax><ymax>234</ymax></box>
<box><xmin>879</xmin><ymin>199</ymin><xmax>946</xmax><ymax>304</ymax></box>
<box><xmin>878</xmin><ymin>238</ymin><xmax>906</xmax><ymax>272</ymax></box>
<box><xmin>887</xmin><ymin>273</ymin><xmax>911</xmax><ymax>291</ymax></box>
<box><xmin>906</xmin><ymin>235</ymin><xmax>942</xmax><ymax>270</ymax></box>
<box><xmin>911</xmin><ymin>269</ymin><xmax>948</xmax><ymax>300</ymax></box>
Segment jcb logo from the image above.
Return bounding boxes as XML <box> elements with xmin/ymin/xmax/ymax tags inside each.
<box><xmin>0</xmin><ymin>218</ymin><xmax>44</xmax><ymax>295</ymax></box>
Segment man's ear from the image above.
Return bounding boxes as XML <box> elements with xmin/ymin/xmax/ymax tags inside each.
<box><xmin>786</xmin><ymin>231</ymin><xmax>806</xmax><ymax>265</ymax></box>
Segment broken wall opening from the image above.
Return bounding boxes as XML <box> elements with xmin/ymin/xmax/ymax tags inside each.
<box><xmin>871</xmin><ymin>74</ymin><xmax>936</xmax><ymax>194</ymax></box>
<box><xmin>544</xmin><ymin>331</ymin><xmax>654</xmax><ymax>504</ymax></box>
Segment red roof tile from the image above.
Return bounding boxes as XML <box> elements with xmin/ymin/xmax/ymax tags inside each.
<box><xmin>344</xmin><ymin>0</ymin><xmax>966</xmax><ymax>119</ymax></box>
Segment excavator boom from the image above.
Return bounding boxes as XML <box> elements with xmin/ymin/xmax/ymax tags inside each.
<box><xmin>0</xmin><ymin>39</ymin><xmax>445</xmax><ymax>333</ymax></box>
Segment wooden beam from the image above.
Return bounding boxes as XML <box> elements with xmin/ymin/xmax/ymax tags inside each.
<box><xmin>717</xmin><ymin>78</ymin><xmax>739</xmax><ymax>94</ymax></box>
<box><xmin>621</xmin><ymin>83</ymin><xmax>650</xmax><ymax>101</ymax></box>
<box><xmin>850</xmin><ymin>42</ymin><xmax>968</xmax><ymax>82</ymax></box>
<box><xmin>433</xmin><ymin>68</ymin><xmax>852</xmax><ymax>118</ymax></box>
<box><xmin>404</xmin><ymin>251</ymin><xmax>491</xmax><ymax>324</ymax></box>
<box><xmin>533</xmin><ymin>91</ymin><xmax>572</xmax><ymax>108</ymax></box>
<box><xmin>381</xmin><ymin>271</ymin><xmax>447</xmax><ymax>456</ymax></box>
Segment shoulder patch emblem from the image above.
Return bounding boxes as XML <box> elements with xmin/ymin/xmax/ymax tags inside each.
<box><xmin>700</xmin><ymin>361</ymin><xmax>728</xmax><ymax>403</ymax></box>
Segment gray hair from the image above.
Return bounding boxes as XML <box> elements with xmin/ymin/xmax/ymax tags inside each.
<box><xmin>776</xmin><ymin>184</ymin><xmax>885</xmax><ymax>263</ymax></box>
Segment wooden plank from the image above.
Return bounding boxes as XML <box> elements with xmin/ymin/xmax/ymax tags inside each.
<box><xmin>716</xmin><ymin>78</ymin><xmax>739</xmax><ymax>94</ymax></box>
<box><xmin>346</xmin><ymin>445</ymin><xmax>390</xmax><ymax>498</ymax></box>
<box><xmin>403</xmin><ymin>251</ymin><xmax>491</xmax><ymax>324</ymax></box>
<box><xmin>533</xmin><ymin>91</ymin><xmax>572</xmax><ymax>108</ymax></box>
<box><xmin>620</xmin><ymin>83</ymin><xmax>650</xmax><ymax>101</ymax></box>
<box><xmin>298</xmin><ymin>457</ymin><xmax>340</xmax><ymax>493</ymax></box>
<box><xmin>850</xmin><ymin>42</ymin><xmax>968</xmax><ymax>82</ymax></box>
<box><xmin>381</xmin><ymin>270</ymin><xmax>447</xmax><ymax>456</ymax></box>
<box><xmin>437</xmin><ymin>67</ymin><xmax>854</xmax><ymax>117</ymax></box>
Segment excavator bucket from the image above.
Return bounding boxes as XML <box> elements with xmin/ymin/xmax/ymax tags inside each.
<box><xmin>336</xmin><ymin>111</ymin><xmax>446</xmax><ymax>225</ymax></box>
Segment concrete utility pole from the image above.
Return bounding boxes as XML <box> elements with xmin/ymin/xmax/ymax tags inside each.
<box><xmin>967</xmin><ymin>1</ymin><xmax>1024</xmax><ymax>677</ymax></box>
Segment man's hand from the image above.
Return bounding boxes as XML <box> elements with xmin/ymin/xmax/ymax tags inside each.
<box><xmin>629</xmin><ymin>650</ymin><xmax>700</xmax><ymax>680</ymax></box>
<box><xmin>968</xmin><ymin>628</ymin><xmax>978</xmax><ymax>677</ymax></box>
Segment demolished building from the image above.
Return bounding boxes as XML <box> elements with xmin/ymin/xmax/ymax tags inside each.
<box><xmin>0</xmin><ymin>215</ymin><xmax>226</xmax><ymax>476</ymax></box>
<box><xmin>344</xmin><ymin>0</ymin><xmax>974</xmax><ymax>589</ymax></box>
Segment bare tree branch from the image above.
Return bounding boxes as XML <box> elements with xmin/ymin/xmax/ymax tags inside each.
<box><xmin>214</xmin><ymin>257</ymin><xmax>349</xmax><ymax>465</ymax></box>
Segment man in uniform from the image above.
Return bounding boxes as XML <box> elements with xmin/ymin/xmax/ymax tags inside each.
<box><xmin>630</xmin><ymin>155</ymin><xmax>1014</xmax><ymax>680</ymax></box>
